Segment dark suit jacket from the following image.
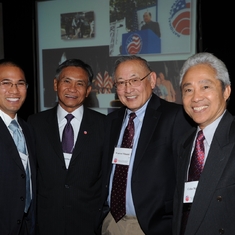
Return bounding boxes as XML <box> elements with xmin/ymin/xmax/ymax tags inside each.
<box><xmin>0</xmin><ymin>116</ymin><xmax>36</xmax><ymax>235</ymax></box>
<box><xmin>141</xmin><ymin>21</ymin><xmax>161</xmax><ymax>38</ymax></box>
<box><xmin>28</xmin><ymin>105</ymin><xmax>105</xmax><ymax>235</ymax></box>
<box><xmin>173</xmin><ymin>111</ymin><xmax>235</xmax><ymax>235</ymax></box>
<box><xmin>100</xmin><ymin>94</ymin><xmax>193</xmax><ymax>235</ymax></box>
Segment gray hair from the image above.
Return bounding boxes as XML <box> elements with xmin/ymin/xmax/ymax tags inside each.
<box><xmin>113</xmin><ymin>55</ymin><xmax>152</xmax><ymax>80</ymax></box>
<box><xmin>179</xmin><ymin>52</ymin><xmax>230</xmax><ymax>89</ymax></box>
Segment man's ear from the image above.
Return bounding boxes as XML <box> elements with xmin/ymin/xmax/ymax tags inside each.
<box><xmin>149</xmin><ymin>72</ymin><xmax>157</xmax><ymax>89</ymax></box>
<box><xmin>53</xmin><ymin>78</ymin><xmax>58</xmax><ymax>91</ymax></box>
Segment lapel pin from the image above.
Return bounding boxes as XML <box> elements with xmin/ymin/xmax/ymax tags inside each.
<box><xmin>84</xmin><ymin>131</ymin><xmax>87</xmax><ymax>135</ymax></box>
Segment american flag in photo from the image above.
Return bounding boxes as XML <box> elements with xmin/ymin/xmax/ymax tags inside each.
<box><xmin>127</xmin><ymin>34</ymin><xmax>142</xmax><ymax>54</ymax></box>
<box><xmin>169</xmin><ymin>0</ymin><xmax>191</xmax><ymax>36</ymax></box>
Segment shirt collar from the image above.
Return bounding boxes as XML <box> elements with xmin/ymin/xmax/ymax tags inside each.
<box><xmin>0</xmin><ymin>109</ymin><xmax>18</xmax><ymax>127</ymax></box>
<box><xmin>197</xmin><ymin>110</ymin><xmax>226</xmax><ymax>146</ymax></box>
<box><xmin>57</xmin><ymin>104</ymin><xmax>84</xmax><ymax>123</ymax></box>
<box><xmin>125</xmin><ymin>96</ymin><xmax>151</xmax><ymax>122</ymax></box>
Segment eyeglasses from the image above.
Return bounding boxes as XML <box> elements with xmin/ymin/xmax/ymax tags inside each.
<box><xmin>0</xmin><ymin>80</ymin><xmax>28</xmax><ymax>90</ymax></box>
<box><xmin>114</xmin><ymin>72</ymin><xmax>152</xmax><ymax>90</ymax></box>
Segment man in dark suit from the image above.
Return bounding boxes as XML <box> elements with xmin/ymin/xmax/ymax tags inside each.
<box><xmin>173</xmin><ymin>52</ymin><xmax>235</xmax><ymax>235</ymax></box>
<box><xmin>28</xmin><ymin>59</ymin><xmax>105</xmax><ymax>235</ymax></box>
<box><xmin>141</xmin><ymin>12</ymin><xmax>161</xmax><ymax>38</ymax></box>
<box><xmin>100</xmin><ymin>55</ymin><xmax>193</xmax><ymax>235</ymax></box>
<box><xmin>0</xmin><ymin>60</ymin><xmax>36</xmax><ymax>235</ymax></box>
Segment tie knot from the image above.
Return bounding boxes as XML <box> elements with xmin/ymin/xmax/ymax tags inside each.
<box><xmin>8</xmin><ymin>120</ymin><xmax>20</xmax><ymax>132</ymax></box>
<box><xmin>197</xmin><ymin>130</ymin><xmax>205</xmax><ymax>142</ymax></box>
<box><xmin>65</xmin><ymin>114</ymin><xmax>74</xmax><ymax>123</ymax></box>
<box><xmin>129</xmin><ymin>112</ymin><xmax>136</xmax><ymax>121</ymax></box>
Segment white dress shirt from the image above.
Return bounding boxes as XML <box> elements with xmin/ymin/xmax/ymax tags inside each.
<box><xmin>57</xmin><ymin>104</ymin><xmax>83</xmax><ymax>168</ymax></box>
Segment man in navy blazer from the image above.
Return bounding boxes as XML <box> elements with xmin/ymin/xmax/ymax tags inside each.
<box><xmin>28</xmin><ymin>59</ymin><xmax>105</xmax><ymax>235</ymax></box>
<box><xmin>100</xmin><ymin>55</ymin><xmax>193</xmax><ymax>235</ymax></box>
<box><xmin>0</xmin><ymin>60</ymin><xmax>36</xmax><ymax>235</ymax></box>
<box><xmin>173</xmin><ymin>52</ymin><xmax>235</xmax><ymax>235</ymax></box>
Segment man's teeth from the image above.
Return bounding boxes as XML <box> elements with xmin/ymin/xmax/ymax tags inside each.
<box><xmin>193</xmin><ymin>106</ymin><xmax>207</xmax><ymax>111</ymax></box>
<box><xmin>7</xmin><ymin>98</ymin><xmax>19</xmax><ymax>101</ymax></box>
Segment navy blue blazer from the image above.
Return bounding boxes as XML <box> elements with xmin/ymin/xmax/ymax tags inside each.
<box><xmin>28</xmin><ymin>105</ymin><xmax>105</xmax><ymax>235</ymax></box>
<box><xmin>0</xmin><ymin>116</ymin><xmax>36</xmax><ymax>235</ymax></box>
<box><xmin>100</xmin><ymin>94</ymin><xmax>193</xmax><ymax>235</ymax></box>
<box><xmin>173</xmin><ymin>111</ymin><xmax>235</xmax><ymax>235</ymax></box>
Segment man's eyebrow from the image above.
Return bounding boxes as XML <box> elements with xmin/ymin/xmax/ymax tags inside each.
<box><xmin>182</xmin><ymin>79</ymin><xmax>213</xmax><ymax>88</ymax></box>
<box><xmin>1</xmin><ymin>78</ymin><xmax>25</xmax><ymax>81</ymax></box>
<box><xmin>116</xmin><ymin>74</ymin><xmax>138</xmax><ymax>80</ymax></box>
<box><xmin>182</xmin><ymin>82</ymin><xmax>191</xmax><ymax>88</ymax></box>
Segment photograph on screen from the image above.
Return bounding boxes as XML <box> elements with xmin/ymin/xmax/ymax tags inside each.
<box><xmin>60</xmin><ymin>11</ymin><xmax>95</xmax><ymax>40</ymax></box>
<box><xmin>42</xmin><ymin>46</ymin><xmax>185</xmax><ymax>111</ymax></box>
<box><xmin>36</xmin><ymin>0</ymin><xmax>197</xmax><ymax>112</ymax></box>
<box><xmin>109</xmin><ymin>0</ymin><xmax>192</xmax><ymax>56</ymax></box>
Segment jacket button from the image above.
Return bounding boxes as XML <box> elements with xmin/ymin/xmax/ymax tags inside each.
<box><xmin>20</xmin><ymin>197</ymin><xmax>24</xmax><ymax>201</ymax></box>
<box><xmin>65</xmin><ymin>184</ymin><xmax>69</xmax><ymax>189</ymax></box>
<box><xmin>217</xmin><ymin>196</ymin><xmax>222</xmax><ymax>202</ymax></box>
<box><xmin>21</xmin><ymin>174</ymin><xmax>25</xmax><ymax>178</ymax></box>
<box><xmin>17</xmin><ymin>220</ymin><xmax>21</xmax><ymax>224</ymax></box>
<box><xmin>219</xmin><ymin>228</ymin><xmax>225</xmax><ymax>234</ymax></box>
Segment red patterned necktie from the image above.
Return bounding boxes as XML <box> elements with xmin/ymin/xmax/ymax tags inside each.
<box><xmin>180</xmin><ymin>130</ymin><xmax>205</xmax><ymax>235</ymax></box>
<box><xmin>110</xmin><ymin>112</ymin><xmax>136</xmax><ymax>222</ymax></box>
<box><xmin>188</xmin><ymin>130</ymin><xmax>205</xmax><ymax>181</ymax></box>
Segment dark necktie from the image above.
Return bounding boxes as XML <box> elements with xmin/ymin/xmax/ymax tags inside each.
<box><xmin>9</xmin><ymin>120</ymin><xmax>31</xmax><ymax>212</ymax></box>
<box><xmin>180</xmin><ymin>130</ymin><xmax>205</xmax><ymax>235</ymax></box>
<box><xmin>110</xmin><ymin>112</ymin><xmax>136</xmax><ymax>222</ymax></box>
<box><xmin>188</xmin><ymin>130</ymin><xmax>205</xmax><ymax>181</ymax></box>
<box><xmin>62</xmin><ymin>114</ymin><xmax>74</xmax><ymax>154</ymax></box>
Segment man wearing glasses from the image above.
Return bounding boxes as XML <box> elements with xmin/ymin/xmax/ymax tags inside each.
<box><xmin>0</xmin><ymin>59</ymin><xmax>36</xmax><ymax>235</ymax></box>
<box><xmin>100</xmin><ymin>55</ymin><xmax>193</xmax><ymax>235</ymax></box>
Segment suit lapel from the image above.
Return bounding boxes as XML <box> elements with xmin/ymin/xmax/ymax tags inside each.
<box><xmin>0</xmin><ymin>117</ymin><xmax>24</xmax><ymax>171</ymax></box>
<box><xmin>44</xmin><ymin>107</ymin><xmax>65</xmax><ymax>163</ymax></box>
<box><xmin>185</xmin><ymin>111</ymin><xmax>235</xmax><ymax>234</ymax></box>
<box><xmin>174</xmin><ymin>128</ymin><xmax>196</xmax><ymax>235</ymax></box>
<box><xmin>132</xmin><ymin>95</ymin><xmax>161</xmax><ymax>173</ymax></box>
<box><xmin>70</xmin><ymin>108</ymin><xmax>88</xmax><ymax>161</ymax></box>
<box><xmin>178</xmin><ymin>129</ymin><xmax>196</xmax><ymax>195</ymax></box>
<box><xmin>70</xmin><ymin>107</ymin><xmax>99</xmax><ymax>164</ymax></box>
<box><xmin>108</xmin><ymin>108</ymin><xmax>125</xmax><ymax>164</ymax></box>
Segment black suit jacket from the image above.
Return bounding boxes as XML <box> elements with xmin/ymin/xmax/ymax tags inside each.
<box><xmin>0</xmin><ymin>116</ymin><xmax>36</xmax><ymax>235</ymax></box>
<box><xmin>100</xmin><ymin>94</ymin><xmax>193</xmax><ymax>235</ymax></box>
<box><xmin>28</xmin><ymin>106</ymin><xmax>105</xmax><ymax>235</ymax></box>
<box><xmin>173</xmin><ymin>111</ymin><xmax>235</xmax><ymax>235</ymax></box>
<box><xmin>141</xmin><ymin>21</ymin><xmax>161</xmax><ymax>38</ymax></box>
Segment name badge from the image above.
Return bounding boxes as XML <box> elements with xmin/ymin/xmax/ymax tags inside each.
<box><xmin>112</xmin><ymin>147</ymin><xmax>132</xmax><ymax>165</ymax></box>
<box><xmin>183</xmin><ymin>181</ymin><xmax>199</xmax><ymax>203</ymax></box>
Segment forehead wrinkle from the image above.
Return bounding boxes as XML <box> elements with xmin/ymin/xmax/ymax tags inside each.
<box><xmin>198</xmin><ymin>79</ymin><xmax>213</xmax><ymax>85</ymax></box>
<box><xmin>116</xmin><ymin>73</ymin><xmax>139</xmax><ymax>81</ymax></box>
<box><xmin>1</xmin><ymin>77</ymin><xmax>25</xmax><ymax>81</ymax></box>
<box><xmin>182</xmin><ymin>79</ymin><xmax>213</xmax><ymax>87</ymax></box>
<box><xmin>60</xmin><ymin>75</ymin><xmax>86</xmax><ymax>82</ymax></box>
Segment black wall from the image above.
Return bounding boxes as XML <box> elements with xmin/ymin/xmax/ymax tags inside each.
<box><xmin>0</xmin><ymin>1</ymin><xmax>36</xmax><ymax>120</ymax></box>
<box><xmin>0</xmin><ymin>0</ymin><xmax>234</xmax><ymax>119</ymax></box>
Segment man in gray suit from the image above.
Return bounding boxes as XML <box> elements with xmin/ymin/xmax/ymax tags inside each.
<box><xmin>28</xmin><ymin>59</ymin><xmax>105</xmax><ymax>235</ymax></box>
<box><xmin>173</xmin><ymin>52</ymin><xmax>235</xmax><ymax>235</ymax></box>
